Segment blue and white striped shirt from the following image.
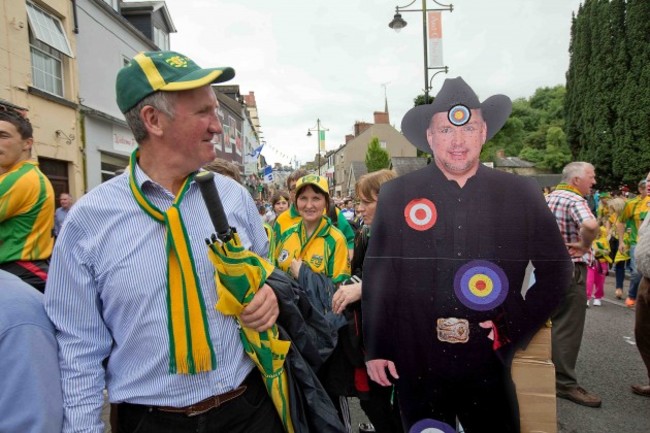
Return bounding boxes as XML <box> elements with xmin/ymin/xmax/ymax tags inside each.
<box><xmin>44</xmin><ymin>166</ymin><xmax>269</xmax><ymax>433</ymax></box>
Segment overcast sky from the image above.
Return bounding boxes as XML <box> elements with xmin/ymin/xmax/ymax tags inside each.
<box><xmin>157</xmin><ymin>0</ymin><xmax>582</xmax><ymax>167</ymax></box>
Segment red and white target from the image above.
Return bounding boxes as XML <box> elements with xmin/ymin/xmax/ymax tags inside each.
<box><xmin>404</xmin><ymin>198</ymin><xmax>437</xmax><ymax>231</ymax></box>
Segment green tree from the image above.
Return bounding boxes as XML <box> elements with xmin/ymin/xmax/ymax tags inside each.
<box><xmin>413</xmin><ymin>94</ymin><xmax>433</xmax><ymax>106</ymax></box>
<box><xmin>365</xmin><ymin>137</ymin><xmax>390</xmax><ymax>172</ymax></box>
<box><xmin>481</xmin><ymin>117</ymin><xmax>525</xmax><ymax>162</ymax></box>
<box><xmin>540</xmin><ymin>127</ymin><xmax>572</xmax><ymax>172</ymax></box>
<box><xmin>613</xmin><ymin>0</ymin><xmax>650</xmax><ymax>186</ymax></box>
<box><xmin>566</xmin><ymin>0</ymin><xmax>649</xmax><ymax>187</ymax></box>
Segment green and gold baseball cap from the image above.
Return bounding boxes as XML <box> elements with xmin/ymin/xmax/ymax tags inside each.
<box><xmin>295</xmin><ymin>174</ymin><xmax>329</xmax><ymax>196</ymax></box>
<box><xmin>116</xmin><ymin>51</ymin><xmax>235</xmax><ymax>113</ymax></box>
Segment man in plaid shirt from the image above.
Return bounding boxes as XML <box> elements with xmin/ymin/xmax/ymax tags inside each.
<box><xmin>546</xmin><ymin>161</ymin><xmax>600</xmax><ymax>407</ymax></box>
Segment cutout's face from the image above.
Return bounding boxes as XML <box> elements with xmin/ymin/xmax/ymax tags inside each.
<box><xmin>426</xmin><ymin>109</ymin><xmax>487</xmax><ymax>180</ymax></box>
<box><xmin>296</xmin><ymin>185</ymin><xmax>326</xmax><ymax>226</ymax></box>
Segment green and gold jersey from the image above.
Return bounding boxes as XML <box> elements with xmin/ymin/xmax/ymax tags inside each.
<box><xmin>275</xmin><ymin>216</ymin><xmax>350</xmax><ymax>284</ymax></box>
<box><xmin>0</xmin><ymin>161</ymin><xmax>54</xmax><ymax>263</ymax></box>
<box><xmin>620</xmin><ymin>195</ymin><xmax>650</xmax><ymax>245</ymax></box>
<box><xmin>273</xmin><ymin>204</ymin><xmax>355</xmax><ymax>249</ymax></box>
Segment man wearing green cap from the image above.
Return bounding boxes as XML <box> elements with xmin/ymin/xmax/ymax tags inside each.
<box><xmin>44</xmin><ymin>51</ymin><xmax>283</xmax><ymax>433</ymax></box>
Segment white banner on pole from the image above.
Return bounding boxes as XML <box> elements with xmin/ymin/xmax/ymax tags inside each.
<box><xmin>428</xmin><ymin>11</ymin><xmax>443</xmax><ymax>67</ymax></box>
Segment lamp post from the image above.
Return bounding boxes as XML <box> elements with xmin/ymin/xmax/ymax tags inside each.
<box><xmin>307</xmin><ymin>118</ymin><xmax>328</xmax><ymax>175</ymax></box>
<box><xmin>388</xmin><ymin>0</ymin><xmax>453</xmax><ymax>103</ymax></box>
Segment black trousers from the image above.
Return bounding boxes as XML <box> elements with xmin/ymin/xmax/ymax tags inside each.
<box><xmin>116</xmin><ymin>371</ymin><xmax>284</xmax><ymax>433</ymax></box>
<box><xmin>396</xmin><ymin>363</ymin><xmax>520</xmax><ymax>433</ymax></box>
<box><xmin>359</xmin><ymin>382</ymin><xmax>403</xmax><ymax>433</ymax></box>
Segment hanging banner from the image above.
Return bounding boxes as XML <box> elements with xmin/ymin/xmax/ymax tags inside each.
<box><xmin>319</xmin><ymin>130</ymin><xmax>326</xmax><ymax>152</ymax></box>
<box><xmin>428</xmin><ymin>11</ymin><xmax>443</xmax><ymax>68</ymax></box>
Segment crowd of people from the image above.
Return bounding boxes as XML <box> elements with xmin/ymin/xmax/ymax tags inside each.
<box><xmin>1</xmin><ymin>50</ymin><xmax>649</xmax><ymax>433</ymax></box>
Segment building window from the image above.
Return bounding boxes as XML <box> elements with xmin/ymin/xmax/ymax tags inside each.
<box><xmin>380</xmin><ymin>141</ymin><xmax>387</xmax><ymax>149</ymax></box>
<box><xmin>26</xmin><ymin>2</ymin><xmax>73</xmax><ymax>57</ymax></box>
<box><xmin>153</xmin><ymin>27</ymin><xmax>169</xmax><ymax>50</ymax></box>
<box><xmin>26</xmin><ymin>2</ymin><xmax>72</xmax><ymax>97</ymax></box>
<box><xmin>30</xmin><ymin>36</ymin><xmax>63</xmax><ymax>96</ymax></box>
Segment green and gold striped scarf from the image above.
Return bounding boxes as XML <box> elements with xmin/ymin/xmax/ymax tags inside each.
<box><xmin>555</xmin><ymin>182</ymin><xmax>584</xmax><ymax>197</ymax></box>
<box><xmin>128</xmin><ymin>149</ymin><xmax>215</xmax><ymax>374</ymax></box>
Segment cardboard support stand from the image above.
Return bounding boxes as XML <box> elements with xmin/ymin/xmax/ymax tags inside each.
<box><xmin>512</xmin><ymin>325</ymin><xmax>557</xmax><ymax>433</ymax></box>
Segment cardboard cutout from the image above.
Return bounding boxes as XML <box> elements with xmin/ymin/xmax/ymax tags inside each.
<box><xmin>362</xmin><ymin>77</ymin><xmax>573</xmax><ymax>432</ymax></box>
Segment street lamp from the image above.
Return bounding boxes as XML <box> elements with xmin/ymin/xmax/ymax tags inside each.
<box><xmin>306</xmin><ymin>118</ymin><xmax>328</xmax><ymax>175</ymax></box>
<box><xmin>388</xmin><ymin>0</ymin><xmax>453</xmax><ymax>102</ymax></box>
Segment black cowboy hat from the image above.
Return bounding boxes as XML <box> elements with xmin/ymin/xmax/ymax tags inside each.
<box><xmin>401</xmin><ymin>77</ymin><xmax>512</xmax><ymax>154</ymax></box>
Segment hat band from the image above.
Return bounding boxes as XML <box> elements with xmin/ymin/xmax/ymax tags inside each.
<box><xmin>134</xmin><ymin>53</ymin><xmax>167</xmax><ymax>91</ymax></box>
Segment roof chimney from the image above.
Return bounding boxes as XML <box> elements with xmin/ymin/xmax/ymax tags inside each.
<box><xmin>354</xmin><ymin>121</ymin><xmax>372</xmax><ymax>136</ymax></box>
<box><xmin>243</xmin><ymin>91</ymin><xmax>257</xmax><ymax>107</ymax></box>
<box><xmin>373</xmin><ymin>111</ymin><xmax>389</xmax><ymax>124</ymax></box>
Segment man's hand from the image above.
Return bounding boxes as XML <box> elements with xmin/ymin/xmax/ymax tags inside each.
<box><xmin>240</xmin><ymin>283</ymin><xmax>279</xmax><ymax>331</ymax></box>
<box><xmin>366</xmin><ymin>359</ymin><xmax>399</xmax><ymax>387</ymax></box>
<box><xmin>566</xmin><ymin>241</ymin><xmax>591</xmax><ymax>258</ymax></box>
<box><xmin>289</xmin><ymin>258</ymin><xmax>302</xmax><ymax>279</ymax></box>
<box><xmin>332</xmin><ymin>282</ymin><xmax>362</xmax><ymax>314</ymax></box>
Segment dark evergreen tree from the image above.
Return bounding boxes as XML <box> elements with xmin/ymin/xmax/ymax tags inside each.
<box><xmin>566</xmin><ymin>0</ymin><xmax>650</xmax><ymax>187</ymax></box>
<box><xmin>613</xmin><ymin>0</ymin><xmax>650</xmax><ymax>186</ymax></box>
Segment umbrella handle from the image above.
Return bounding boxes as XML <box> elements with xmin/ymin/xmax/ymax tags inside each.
<box><xmin>195</xmin><ymin>171</ymin><xmax>234</xmax><ymax>243</ymax></box>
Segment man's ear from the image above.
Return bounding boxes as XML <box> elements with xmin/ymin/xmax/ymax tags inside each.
<box><xmin>140</xmin><ymin>105</ymin><xmax>165</xmax><ymax>138</ymax></box>
<box><xmin>23</xmin><ymin>137</ymin><xmax>33</xmax><ymax>154</ymax></box>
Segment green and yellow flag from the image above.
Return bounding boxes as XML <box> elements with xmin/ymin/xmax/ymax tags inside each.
<box><xmin>207</xmin><ymin>233</ymin><xmax>294</xmax><ymax>433</ymax></box>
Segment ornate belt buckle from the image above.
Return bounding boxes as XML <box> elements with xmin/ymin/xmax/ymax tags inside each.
<box><xmin>436</xmin><ymin>317</ymin><xmax>469</xmax><ymax>344</ymax></box>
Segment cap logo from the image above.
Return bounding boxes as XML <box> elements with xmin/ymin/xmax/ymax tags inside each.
<box><xmin>166</xmin><ymin>55</ymin><xmax>189</xmax><ymax>68</ymax></box>
<box><xmin>448</xmin><ymin>104</ymin><xmax>471</xmax><ymax>126</ymax></box>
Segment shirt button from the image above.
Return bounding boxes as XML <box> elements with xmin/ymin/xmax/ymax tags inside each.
<box><xmin>458</xmin><ymin>198</ymin><xmax>462</xmax><ymax>202</ymax></box>
<box><xmin>457</xmin><ymin>225</ymin><xmax>462</xmax><ymax>229</ymax></box>
<box><xmin>457</xmin><ymin>252</ymin><xmax>462</xmax><ymax>257</ymax></box>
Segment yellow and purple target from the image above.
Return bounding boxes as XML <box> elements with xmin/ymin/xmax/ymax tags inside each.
<box><xmin>409</xmin><ymin>418</ymin><xmax>456</xmax><ymax>433</ymax></box>
<box><xmin>448</xmin><ymin>104</ymin><xmax>471</xmax><ymax>126</ymax></box>
<box><xmin>454</xmin><ymin>260</ymin><xmax>508</xmax><ymax>311</ymax></box>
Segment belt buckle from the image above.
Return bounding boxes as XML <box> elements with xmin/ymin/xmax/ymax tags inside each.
<box><xmin>436</xmin><ymin>317</ymin><xmax>469</xmax><ymax>344</ymax></box>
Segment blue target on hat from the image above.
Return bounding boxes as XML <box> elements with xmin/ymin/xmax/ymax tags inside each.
<box><xmin>409</xmin><ymin>418</ymin><xmax>456</xmax><ymax>433</ymax></box>
<box><xmin>448</xmin><ymin>104</ymin><xmax>471</xmax><ymax>126</ymax></box>
<box><xmin>454</xmin><ymin>260</ymin><xmax>508</xmax><ymax>311</ymax></box>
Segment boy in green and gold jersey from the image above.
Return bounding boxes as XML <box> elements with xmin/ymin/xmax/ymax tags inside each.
<box><xmin>0</xmin><ymin>108</ymin><xmax>54</xmax><ymax>292</ymax></box>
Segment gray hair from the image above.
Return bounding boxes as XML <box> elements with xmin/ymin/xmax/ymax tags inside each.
<box><xmin>561</xmin><ymin>162</ymin><xmax>594</xmax><ymax>183</ymax></box>
<box><xmin>124</xmin><ymin>91</ymin><xmax>177</xmax><ymax>143</ymax></box>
